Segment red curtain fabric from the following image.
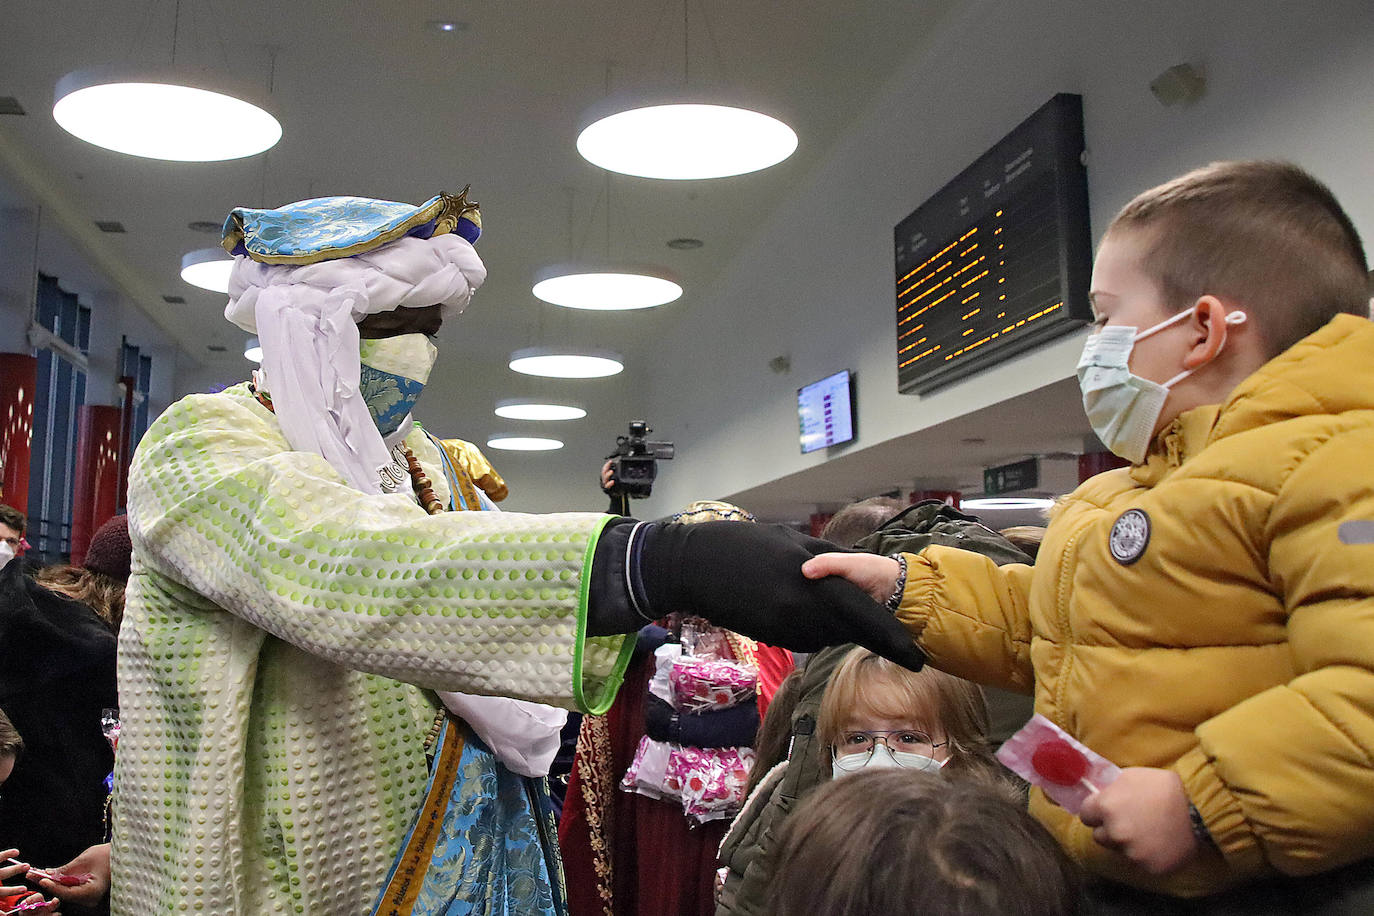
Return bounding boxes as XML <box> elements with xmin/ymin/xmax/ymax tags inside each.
<box><xmin>69</xmin><ymin>405</ymin><xmax>122</xmax><ymax>566</ymax></box>
<box><xmin>0</xmin><ymin>354</ymin><xmax>37</xmax><ymax>512</ymax></box>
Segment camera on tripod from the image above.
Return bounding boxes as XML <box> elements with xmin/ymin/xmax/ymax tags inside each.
<box><xmin>608</xmin><ymin>421</ymin><xmax>675</xmax><ymax>499</ymax></box>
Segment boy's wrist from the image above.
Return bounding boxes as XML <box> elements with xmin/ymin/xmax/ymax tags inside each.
<box><xmin>1187</xmin><ymin>802</ymin><xmax>1216</xmax><ymax>849</ymax></box>
<box><xmin>884</xmin><ymin>554</ymin><xmax>908</xmax><ymax>612</ymax></box>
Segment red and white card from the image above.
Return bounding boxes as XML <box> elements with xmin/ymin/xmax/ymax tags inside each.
<box><xmin>996</xmin><ymin>714</ymin><xmax>1120</xmax><ymax>814</ymax></box>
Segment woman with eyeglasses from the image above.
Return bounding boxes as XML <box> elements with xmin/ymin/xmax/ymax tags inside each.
<box><xmin>816</xmin><ymin>646</ymin><xmax>999</xmax><ymax>780</ymax></box>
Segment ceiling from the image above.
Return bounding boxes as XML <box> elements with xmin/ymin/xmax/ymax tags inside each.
<box><xmin>0</xmin><ymin>3</ymin><xmax>954</xmax><ymax>357</ymax></box>
<box><xmin>0</xmin><ymin>0</ymin><xmax>980</xmax><ymax>514</ymax></box>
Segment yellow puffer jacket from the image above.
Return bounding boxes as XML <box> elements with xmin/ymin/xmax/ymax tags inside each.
<box><xmin>895</xmin><ymin>314</ymin><xmax>1374</xmax><ymax>897</ymax></box>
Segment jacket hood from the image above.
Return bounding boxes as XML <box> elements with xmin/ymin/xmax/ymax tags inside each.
<box><xmin>1212</xmin><ymin>313</ymin><xmax>1374</xmax><ymax>441</ymax></box>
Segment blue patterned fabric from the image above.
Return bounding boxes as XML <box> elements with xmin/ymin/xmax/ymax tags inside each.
<box><xmin>359</xmin><ymin>365</ymin><xmax>425</xmax><ymax>437</ymax></box>
<box><xmin>222</xmin><ymin>192</ymin><xmax>481</xmax><ymax>265</ymax></box>
<box><xmin>412</xmin><ymin>734</ymin><xmax>564</xmax><ymax>916</ymax></box>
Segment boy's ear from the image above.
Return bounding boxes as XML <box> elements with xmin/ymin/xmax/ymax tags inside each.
<box><xmin>1181</xmin><ymin>296</ymin><xmax>1231</xmax><ymax>370</ymax></box>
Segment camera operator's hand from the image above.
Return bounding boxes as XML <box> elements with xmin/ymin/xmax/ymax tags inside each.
<box><xmin>599</xmin><ymin>459</ymin><xmax>616</xmax><ymax>495</ymax></box>
<box><xmin>613</xmin><ymin>521</ymin><xmax>924</xmax><ymax>670</ymax></box>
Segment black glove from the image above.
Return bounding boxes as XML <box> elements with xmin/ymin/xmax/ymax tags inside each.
<box><xmin>644</xmin><ymin>693</ymin><xmax>761</xmax><ymax>748</ymax></box>
<box><xmin>618</xmin><ymin>520</ymin><xmax>924</xmax><ymax>671</ymax></box>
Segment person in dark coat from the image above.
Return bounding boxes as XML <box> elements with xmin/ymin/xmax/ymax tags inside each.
<box><xmin>0</xmin><ymin>558</ymin><xmax>117</xmax><ymax>916</ymax></box>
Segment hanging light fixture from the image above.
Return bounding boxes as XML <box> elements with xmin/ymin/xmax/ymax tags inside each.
<box><xmin>532</xmin><ymin>263</ymin><xmax>682</xmax><ymax>311</ymax></box>
<box><xmin>960</xmin><ymin>497</ymin><xmax>1056</xmax><ymax>511</ymax></box>
<box><xmin>181</xmin><ymin>247</ymin><xmax>235</xmax><ymax>293</ymax></box>
<box><xmin>575</xmin><ymin>3</ymin><xmax>795</xmax><ymax>180</ymax></box>
<box><xmin>577</xmin><ymin>95</ymin><xmax>796</xmax><ymax>181</ymax></box>
<box><xmin>53</xmin><ymin>68</ymin><xmax>281</xmax><ymax>161</ymax></box>
<box><xmin>509</xmin><ymin>347</ymin><xmax>623</xmax><ymax>379</ymax></box>
<box><xmin>244</xmin><ymin>336</ymin><xmax>263</xmax><ymax>363</ymax></box>
<box><xmin>487</xmin><ymin>435</ymin><xmax>564</xmax><ymax>451</ymax></box>
<box><xmin>495</xmin><ymin>399</ymin><xmax>587</xmax><ymax>421</ymax></box>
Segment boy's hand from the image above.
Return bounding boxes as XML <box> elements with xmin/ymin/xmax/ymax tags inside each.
<box><xmin>801</xmin><ymin>552</ymin><xmax>902</xmax><ymax>605</ymax></box>
<box><xmin>1079</xmin><ymin>767</ymin><xmax>1200</xmax><ymax>875</ymax></box>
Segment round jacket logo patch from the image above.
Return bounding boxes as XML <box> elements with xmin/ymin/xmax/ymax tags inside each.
<box><xmin>1109</xmin><ymin>509</ymin><xmax>1151</xmax><ymax>565</ymax></box>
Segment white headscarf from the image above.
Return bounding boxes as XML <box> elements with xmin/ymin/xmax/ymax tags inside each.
<box><xmin>224</xmin><ymin>233</ymin><xmax>486</xmax><ymax>493</ymax></box>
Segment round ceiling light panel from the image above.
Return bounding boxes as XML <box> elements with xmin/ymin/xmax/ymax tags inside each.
<box><xmin>54</xmin><ymin>68</ymin><xmax>281</xmax><ymax>161</ymax></box>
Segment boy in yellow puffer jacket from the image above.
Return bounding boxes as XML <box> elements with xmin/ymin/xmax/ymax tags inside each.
<box><xmin>805</xmin><ymin>160</ymin><xmax>1374</xmax><ymax>911</ymax></box>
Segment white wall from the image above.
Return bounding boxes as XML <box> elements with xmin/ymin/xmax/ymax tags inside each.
<box><xmin>634</xmin><ymin>0</ymin><xmax>1374</xmax><ymax>518</ymax></box>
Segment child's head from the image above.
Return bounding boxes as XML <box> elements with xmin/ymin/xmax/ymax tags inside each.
<box><xmin>1090</xmin><ymin>161</ymin><xmax>1368</xmax><ymax>440</ymax></box>
<box><xmin>0</xmin><ymin>711</ymin><xmax>22</xmax><ymax>786</ymax></box>
<box><xmin>763</xmin><ymin>768</ymin><xmax>1081</xmax><ymax>916</ymax></box>
<box><xmin>818</xmin><ymin>647</ymin><xmax>990</xmax><ymax>777</ymax></box>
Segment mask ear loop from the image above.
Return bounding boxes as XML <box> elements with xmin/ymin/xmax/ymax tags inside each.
<box><xmin>1163</xmin><ymin>308</ymin><xmax>1247</xmax><ymax>388</ymax></box>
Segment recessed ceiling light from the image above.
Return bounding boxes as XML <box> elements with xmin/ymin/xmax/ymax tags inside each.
<box><xmin>486</xmin><ymin>435</ymin><xmax>564</xmax><ymax>452</ymax></box>
<box><xmin>532</xmin><ymin>264</ymin><xmax>682</xmax><ymax>310</ymax></box>
<box><xmin>666</xmin><ymin>237</ymin><xmax>703</xmax><ymax>250</ymax></box>
<box><xmin>494</xmin><ymin>399</ymin><xmax>587</xmax><ymax>421</ymax></box>
<box><xmin>427</xmin><ymin>20</ymin><xmax>468</xmax><ymax>34</ymax></box>
<box><xmin>509</xmin><ymin>347</ymin><xmax>623</xmax><ymax>379</ymax></box>
<box><xmin>960</xmin><ymin>497</ymin><xmax>1055</xmax><ymax>511</ymax></box>
<box><xmin>578</xmin><ymin>100</ymin><xmax>797</xmax><ymax>180</ymax></box>
<box><xmin>244</xmin><ymin>336</ymin><xmax>263</xmax><ymax>363</ymax></box>
<box><xmin>181</xmin><ymin>247</ymin><xmax>235</xmax><ymax>293</ymax></box>
<box><xmin>53</xmin><ymin>67</ymin><xmax>281</xmax><ymax>161</ymax></box>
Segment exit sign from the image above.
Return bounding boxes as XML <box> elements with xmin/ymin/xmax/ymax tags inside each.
<box><xmin>983</xmin><ymin>458</ymin><xmax>1039</xmax><ymax>495</ymax></box>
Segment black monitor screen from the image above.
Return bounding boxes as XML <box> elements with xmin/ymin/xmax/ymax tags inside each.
<box><xmin>895</xmin><ymin>94</ymin><xmax>1092</xmax><ymax>394</ymax></box>
<box><xmin>798</xmin><ymin>369</ymin><xmax>855</xmax><ymax>454</ymax></box>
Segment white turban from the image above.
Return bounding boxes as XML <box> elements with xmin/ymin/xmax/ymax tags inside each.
<box><xmin>225</xmin><ymin>233</ymin><xmax>487</xmax><ymax>493</ymax></box>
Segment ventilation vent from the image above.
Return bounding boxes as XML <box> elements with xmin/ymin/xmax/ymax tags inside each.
<box><xmin>0</xmin><ymin>97</ymin><xmax>25</xmax><ymax>116</ymax></box>
<box><xmin>206</xmin><ymin>344</ymin><xmax>228</xmax><ymax>353</ymax></box>
<box><xmin>187</xmin><ymin>220</ymin><xmax>221</xmax><ymax>234</ymax></box>
<box><xmin>162</xmin><ymin>294</ymin><xmax>187</xmax><ymax>304</ymax></box>
<box><xmin>94</xmin><ymin>220</ymin><xmax>126</xmax><ymax>233</ymax></box>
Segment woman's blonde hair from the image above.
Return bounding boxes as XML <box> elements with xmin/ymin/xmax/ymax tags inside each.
<box><xmin>817</xmin><ymin>647</ymin><xmax>990</xmax><ymax>764</ymax></box>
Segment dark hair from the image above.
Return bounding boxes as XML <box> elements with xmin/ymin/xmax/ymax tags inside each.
<box><xmin>1108</xmin><ymin>160</ymin><xmax>1369</xmax><ymax>357</ymax></box>
<box><xmin>744</xmin><ymin>667</ymin><xmax>805</xmax><ymax>798</ymax></box>
<box><xmin>821</xmin><ymin>496</ymin><xmax>906</xmax><ymax>548</ymax></box>
<box><xmin>764</xmin><ymin>769</ymin><xmax>1081</xmax><ymax>916</ymax></box>
<box><xmin>0</xmin><ymin>710</ymin><xmax>23</xmax><ymax>760</ymax></box>
<box><xmin>0</xmin><ymin>505</ymin><xmax>25</xmax><ymax>536</ymax></box>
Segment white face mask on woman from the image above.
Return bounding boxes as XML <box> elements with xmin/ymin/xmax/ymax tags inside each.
<box><xmin>1077</xmin><ymin>307</ymin><xmax>1247</xmax><ymax>463</ymax></box>
<box><xmin>831</xmin><ymin>743</ymin><xmax>945</xmax><ymax>779</ymax></box>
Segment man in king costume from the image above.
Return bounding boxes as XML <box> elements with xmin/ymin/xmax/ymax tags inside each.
<box><xmin>113</xmin><ymin>190</ymin><xmax>921</xmax><ymax>915</ymax></box>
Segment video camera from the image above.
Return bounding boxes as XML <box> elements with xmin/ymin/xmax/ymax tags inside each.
<box><xmin>607</xmin><ymin>421</ymin><xmax>675</xmax><ymax>500</ymax></box>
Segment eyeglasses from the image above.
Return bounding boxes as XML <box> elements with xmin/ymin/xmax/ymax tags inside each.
<box><xmin>835</xmin><ymin>729</ymin><xmax>948</xmax><ymax>762</ymax></box>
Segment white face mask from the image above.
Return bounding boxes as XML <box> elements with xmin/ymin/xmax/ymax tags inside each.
<box><xmin>358</xmin><ymin>333</ymin><xmax>439</xmax><ymax>436</ymax></box>
<box><xmin>831</xmin><ymin>743</ymin><xmax>945</xmax><ymax>779</ymax></box>
<box><xmin>0</xmin><ymin>541</ymin><xmax>13</xmax><ymax>571</ymax></box>
<box><xmin>1077</xmin><ymin>307</ymin><xmax>1246</xmax><ymax>464</ymax></box>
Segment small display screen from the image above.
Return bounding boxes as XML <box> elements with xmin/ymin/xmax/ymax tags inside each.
<box><xmin>799</xmin><ymin>369</ymin><xmax>855</xmax><ymax>454</ymax></box>
<box><xmin>894</xmin><ymin>94</ymin><xmax>1092</xmax><ymax>394</ymax></box>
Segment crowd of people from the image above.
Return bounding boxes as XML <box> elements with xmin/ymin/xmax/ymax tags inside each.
<box><xmin>0</xmin><ymin>158</ymin><xmax>1371</xmax><ymax>915</ymax></box>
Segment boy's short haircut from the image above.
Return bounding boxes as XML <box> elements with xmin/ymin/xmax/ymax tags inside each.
<box><xmin>0</xmin><ymin>505</ymin><xmax>25</xmax><ymax>536</ymax></box>
<box><xmin>0</xmin><ymin>709</ymin><xmax>23</xmax><ymax>759</ymax></box>
<box><xmin>763</xmin><ymin>769</ymin><xmax>1081</xmax><ymax>916</ymax></box>
<box><xmin>1108</xmin><ymin>160</ymin><xmax>1369</xmax><ymax>357</ymax></box>
<box><xmin>817</xmin><ymin>647</ymin><xmax>990</xmax><ymax>762</ymax></box>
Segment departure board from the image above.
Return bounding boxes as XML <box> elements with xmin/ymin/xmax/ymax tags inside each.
<box><xmin>895</xmin><ymin>94</ymin><xmax>1092</xmax><ymax>394</ymax></box>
